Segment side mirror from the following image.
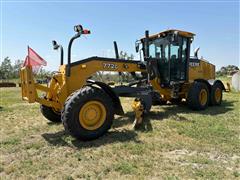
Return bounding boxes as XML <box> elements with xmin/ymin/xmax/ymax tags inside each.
<box><xmin>52</xmin><ymin>40</ymin><xmax>59</xmax><ymax>50</ymax></box>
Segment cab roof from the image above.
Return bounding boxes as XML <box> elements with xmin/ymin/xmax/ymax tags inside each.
<box><xmin>141</xmin><ymin>29</ymin><xmax>195</xmax><ymax>40</ymax></box>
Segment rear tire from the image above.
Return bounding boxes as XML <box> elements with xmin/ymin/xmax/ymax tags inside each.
<box><xmin>210</xmin><ymin>82</ymin><xmax>223</xmax><ymax>106</ymax></box>
<box><xmin>62</xmin><ymin>86</ymin><xmax>114</xmax><ymax>141</ymax></box>
<box><xmin>40</xmin><ymin>105</ymin><xmax>61</xmax><ymax>123</ymax></box>
<box><xmin>187</xmin><ymin>82</ymin><xmax>209</xmax><ymax>110</ymax></box>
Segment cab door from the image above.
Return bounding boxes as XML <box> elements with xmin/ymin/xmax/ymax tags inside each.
<box><xmin>148</xmin><ymin>38</ymin><xmax>170</xmax><ymax>85</ymax></box>
<box><xmin>146</xmin><ymin>36</ymin><xmax>190</xmax><ymax>87</ymax></box>
<box><xmin>169</xmin><ymin>37</ymin><xmax>189</xmax><ymax>82</ymax></box>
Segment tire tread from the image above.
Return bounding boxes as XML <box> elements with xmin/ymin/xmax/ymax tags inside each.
<box><xmin>61</xmin><ymin>86</ymin><xmax>114</xmax><ymax>140</ymax></box>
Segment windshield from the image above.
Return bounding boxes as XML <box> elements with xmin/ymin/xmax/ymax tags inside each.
<box><xmin>148</xmin><ymin>37</ymin><xmax>169</xmax><ymax>59</ymax></box>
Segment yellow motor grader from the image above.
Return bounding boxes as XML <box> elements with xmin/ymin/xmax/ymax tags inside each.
<box><xmin>20</xmin><ymin>25</ymin><xmax>225</xmax><ymax>140</ymax></box>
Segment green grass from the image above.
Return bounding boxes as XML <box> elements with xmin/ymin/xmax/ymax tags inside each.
<box><xmin>0</xmin><ymin>86</ymin><xmax>240</xmax><ymax>179</ymax></box>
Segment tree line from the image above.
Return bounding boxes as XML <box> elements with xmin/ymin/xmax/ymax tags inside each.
<box><xmin>216</xmin><ymin>65</ymin><xmax>239</xmax><ymax>77</ymax></box>
<box><xmin>0</xmin><ymin>57</ymin><xmax>23</xmax><ymax>80</ymax></box>
<box><xmin>0</xmin><ymin>57</ymin><xmax>51</xmax><ymax>81</ymax></box>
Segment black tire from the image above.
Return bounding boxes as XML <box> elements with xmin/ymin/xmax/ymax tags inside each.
<box><xmin>210</xmin><ymin>82</ymin><xmax>223</xmax><ymax>106</ymax></box>
<box><xmin>62</xmin><ymin>86</ymin><xmax>114</xmax><ymax>141</ymax></box>
<box><xmin>187</xmin><ymin>82</ymin><xmax>209</xmax><ymax>110</ymax></box>
<box><xmin>40</xmin><ymin>105</ymin><xmax>61</xmax><ymax>123</ymax></box>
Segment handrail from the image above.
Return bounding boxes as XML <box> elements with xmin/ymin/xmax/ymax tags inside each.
<box><xmin>66</xmin><ymin>33</ymin><xmax>81</xmax><ymax>77</ymax></box>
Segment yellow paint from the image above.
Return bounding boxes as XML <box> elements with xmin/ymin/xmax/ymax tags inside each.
<box><xmin>141</xmin><ymin>29</ymin><xmax>195</xmax><ymax>40</ymax></box>
<box><xmin>189</xmin><ymin>60</ymin><xmax>215</xmax><ymax>82</ymax></box>
<box><xmin>199</xmin><ymin>89</ymin><xmax>208</xmax><ymax>106</ymax></box>
<box><xmin>35</xmin><ymin>84</ymin><xmax>50</xmax><ymax>92</ymax></box>
<box><xmin>215</xmin><ymin>88</ymin><xmax>221</xmax><ymax>103</ymax></box>
<box><xmin>66</xmin><ymin>60</ymin><xmax>145</xmax><ymax>96</ymax></box>
<box><xmin>132</xmin><ymin>99</ymin><xmax>144</xmax><ymax>126</ymax></box>
<box><xmin>150</xmin><ymin>78</ymin><xmax>172</xmax><ymax>100</ymax></box>
<box><xmin>79</xmin><ymin>100</ymin><xmax>106</xmax><ymax>130</ymax></box>
<box><xmin>20</xmin><ymin>19</ymin><xmax>220</xmax><ymax>119</ymax></box>
<box><xmin>148</xmin><ymin>59</ymin><xmax>214</xmax><ymax>100</ymax></box>
<box><xmin>20</xmin><ymin>58</ymin><xmax>145</xmax><ymax>110</ymax></box>
<box><xmin>20</xmin><ymin>55</ymin><xmax>216</xmax><ymax>110</ymax></box>
<box><xmin>19</xmin><ymin>29</ymin><xmax>216</xmax><ymax>113</ymax></box>
<box><xmin>20</xmin><ymin>66</ymin><xmax>37</xmax><ymax>103</ymax></box>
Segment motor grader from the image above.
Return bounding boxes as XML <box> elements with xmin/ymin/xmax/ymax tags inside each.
<box><xmin>20</xmin><ymin>25</ymin><xmax>225</xmax><ymax>140</ymax></box>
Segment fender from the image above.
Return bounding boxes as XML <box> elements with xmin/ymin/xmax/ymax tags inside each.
<box><xmin>194</xmin><ymin>79</ymin><xmax>211</xmax><ymax>92</ymax></box>
<box><xmin>86</xmin><ymin>79</ymin><xmax>124</xmax><ymax>115</ymax></box>
<box><xmin>194</xmin><ymin>79</ymin><xmax>226</xmax><ymax>92</ymax></box>
<box><xmin>207</xmin><ymin>79</ymin><xmax>226</xmax><ymax>91</ymax></box>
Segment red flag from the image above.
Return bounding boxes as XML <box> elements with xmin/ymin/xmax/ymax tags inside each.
<box><xmin>28</xmin><ymin>47</ymin><xmax>47</xmax><ymax>66</ymax></box>
<box><xmin>23</xmin><ymin>56</ymin><xmax>29</xmax><ymax>67</ymax></box>
<box><xmin>23</xmin><ymin>47</ymin><xmax>47</xmax><ymax>67</ymax></box>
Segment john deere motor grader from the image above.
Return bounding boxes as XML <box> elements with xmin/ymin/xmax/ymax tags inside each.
<box><xmin>20</xmin><ymin>25</ymin><xmax>225</xmax><ymax>140</ymax></box>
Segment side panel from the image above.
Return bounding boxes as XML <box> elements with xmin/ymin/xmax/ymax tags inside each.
<box><xmin>188</xmin><ymin>59</ymin><xmax>215</xmax><ymax>82</ymax></box>
<box><xmin>66</xmin><ymin>59</ymin><xmax>146</xmax><ymax>96</ymax></box>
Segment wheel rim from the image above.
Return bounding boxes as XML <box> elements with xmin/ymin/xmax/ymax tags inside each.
<box><xmin>199</xmin><ymin>89</ymin><xmax>208</xmax><ymax>106</ymax></box>
<box><xmin>79</xmin><ymin>101</ymin><xmax>106</xmax><ymax>130</ymax></box>
<box><xmin>215</xmin><ymin>88</ymin><xmax>221</xmax><ymax>103</ymax></box>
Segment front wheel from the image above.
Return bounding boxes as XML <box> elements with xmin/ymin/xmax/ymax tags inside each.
<box><xmin>40</xmin><ymin>105</ymin><xmax>61</xmax><ymax>123</ymax></box>
<box><xmin>62</xmin><ymin>86</ymin><xmax>114</xmax><ymax>140</ymax></box>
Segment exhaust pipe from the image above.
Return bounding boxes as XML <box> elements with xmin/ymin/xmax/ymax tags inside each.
<box><xmin>145</xmin><ymin>30</ymin><xmax>149</xmax><ymax>59</ymax></box>
<box><xmin>113</xmin><ymin>41</ymin><xmax>119</xmax><ymax>59</ymax></box>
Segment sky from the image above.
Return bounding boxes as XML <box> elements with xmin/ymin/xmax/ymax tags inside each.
<box><xmin>0</xmin><ymin>0</ymin><xmax>239</xmax><ymax>71</ymax></box>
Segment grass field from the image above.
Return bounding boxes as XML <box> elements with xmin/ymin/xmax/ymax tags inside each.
<box><xmin>0</xmin><ymin>86</ymin><xmax>240</xmax><ymax>179</ymax></box>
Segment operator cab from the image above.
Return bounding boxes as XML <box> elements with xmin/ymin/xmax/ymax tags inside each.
<box><xmin>137</xmin><ymin>29</ymin><xmax>195</xmax><ymax>87</ymax></box>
